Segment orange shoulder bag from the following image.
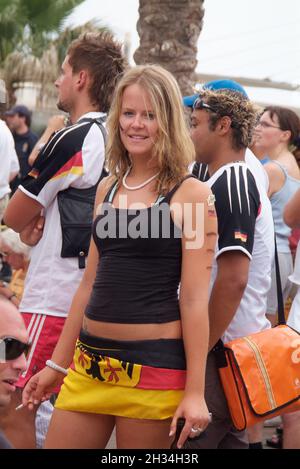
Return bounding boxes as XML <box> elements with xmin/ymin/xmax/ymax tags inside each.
<box><xmin>213</xmin><ymin>242</ymin><xmax>300</xmax><ymax>431</ymax></box>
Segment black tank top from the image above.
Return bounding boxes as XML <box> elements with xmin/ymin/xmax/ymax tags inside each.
<box><xmin>85</xmin><ymin>175</ymin><xmax>193</xmax><ymax>324</ymax></box>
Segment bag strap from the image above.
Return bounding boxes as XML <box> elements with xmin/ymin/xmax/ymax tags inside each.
<box><xmin>79</xmin><ymin>116</ymin><xmax>107</xmax><ymax>143</ymax></box>
<box><xmin>78</xmin><ymin>116</ymin><xmax>108</xmax><ymax>185</ymax></box>
<box><xmin>212</xmin><ymin>231</ymin><xmax>285</xmax><ymax>361</ymax></box>
<box><xmin>274</xmin><ymin>235</ymin><xmax>286</xmax><ymax>325</ymax></box>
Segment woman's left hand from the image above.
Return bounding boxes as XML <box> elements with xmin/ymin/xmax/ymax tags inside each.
<box><xmin>169</xmin><ymin>394</ymin><xmax>212</xmax><ymax>449</ymax></box>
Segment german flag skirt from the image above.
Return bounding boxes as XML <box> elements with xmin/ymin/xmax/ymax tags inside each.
<box><xmin>55</xmin><ymin>330</ymin><xmax>186</xmax><ymax>420</ymax></box>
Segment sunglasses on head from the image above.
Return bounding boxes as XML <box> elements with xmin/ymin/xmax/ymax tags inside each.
<box><xmin>193</xmin><ymin>97</ymin><xmax>219</xmax><ymax>113</ymax></box>
<box><xmin>193</xmin><ymin>96</ymin><xmax>238</xmax><ymax>129</ymax></box>
<box><xmin>0</xmin><ymin>337</ymin><xmax>30</xmax><ymax>362</ymax></box>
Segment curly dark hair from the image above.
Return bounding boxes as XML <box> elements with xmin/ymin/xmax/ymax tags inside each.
<box><xmin>68</xmin><ymin>32</ymin><xmax>127</xmax><ymax>112</ymax></box>
<box><xmin>200</xmin><ymin>89</ymin><xmax>259</xmax><ymax>151</ymax></box>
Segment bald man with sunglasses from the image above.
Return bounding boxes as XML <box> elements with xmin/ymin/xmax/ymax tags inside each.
<box><xmin>0</xmin><ymin>298</ymin><xmax>29</xmax><ymax>448</ymax></box>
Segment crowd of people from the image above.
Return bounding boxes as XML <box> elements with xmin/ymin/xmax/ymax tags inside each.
<box><xmin>0</xmin><ymin>30</ymin><xmax>300</xmax><ymax>450</ymax></box>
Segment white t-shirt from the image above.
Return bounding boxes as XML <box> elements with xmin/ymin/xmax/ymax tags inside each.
<box><xmin>206</xmin><ymin>161</ymin><xmax>274</xmax><ymax>343</ymax></box>
<box><xmin>19</xmin><ymin>112</ymin><xmax>106</xmax><ymax>317</ymax></box>
<box><xmin>0</xmin><ymin>120</ymin><xmax>19</xmax><ymax>199</ymax></box>
<box><xmin>245</xmin><ymin>148</ymin><xmax>269</xmax><ymax>193</ymax></box>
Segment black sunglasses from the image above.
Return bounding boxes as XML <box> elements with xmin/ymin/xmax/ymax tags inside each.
<box><xmin>0</xmin><ymin>337</ymin><xmax>31</xmax><ymax>361</ymax></box>
<box><xmin>193</xmin><ymin>97</ymin><xmax>218</xmax><ymax>113</ymax></box>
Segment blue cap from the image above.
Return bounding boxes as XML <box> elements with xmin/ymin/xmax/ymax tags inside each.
<box><xmin>183</xmin><ymin>79</ymin><xmax>249</xmax><ymax>108</ymax></box>
<box><xmin>5</xmin><ymin>104</ymin><xmax>31</xmax><ymax>117</ymax></box>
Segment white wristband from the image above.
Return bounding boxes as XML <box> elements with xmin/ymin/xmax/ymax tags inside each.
<box><xmin>45</xmin><ymin>359</ymin><xmax>68</xmax><ymax>375</ymax></box>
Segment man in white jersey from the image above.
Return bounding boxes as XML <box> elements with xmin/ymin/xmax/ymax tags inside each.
<box><xmin>0</xmin><ymin>79</ymin><xmax>19</xmax><ymax>222</ymax></box>
<box><xmin>185</xmin><ymin>79</ymin><xmax>271</xmax><ymax>449</ymax></box>
<box><xmin>0</xmin><ymin>79</ymin><xmax>19</xmax><ymax>285</ymax></box>
<box><xmin>188</xmin><ymin>88</ymin><xmax>274</xmax><ymax>448</ymax></box>
<box><xmin>184</xmin><ymin>79</ymin><xmax>269</xmax><ymax>194</ymax></box>
<box><xmin>3</xmin><ymin>32</ymin><xmax>126</xmax><ymax>448</ymax></box>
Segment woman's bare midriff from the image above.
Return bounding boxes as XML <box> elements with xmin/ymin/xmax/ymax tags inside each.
<box><xmin>83</xmin><ymin>316</ymin><xmax>182</xmax><ymax>341</ymax></box>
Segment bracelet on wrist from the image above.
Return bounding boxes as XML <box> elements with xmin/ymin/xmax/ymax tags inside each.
<box><xmin>45</xmin><ymin>359</ymin><xmax>68</xmax><ymax>375</ymax></box>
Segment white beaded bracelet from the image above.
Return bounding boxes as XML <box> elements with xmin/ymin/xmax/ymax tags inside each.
<box><xmin>45</xmin><ymin>359</ymin><xmax>68</xmax><ymax>375</ymax></box>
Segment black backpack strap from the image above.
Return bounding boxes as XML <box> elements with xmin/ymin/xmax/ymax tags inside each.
<box><xmin>57</xmin><ymin>116</ymin><xmax>108</xmax><ymax>269</ymax></box>
<box><xmin>79</xmin><ymin>116</ymin><xmax>107</xmax><ymax>141</ymax></box>
<box><xmin>79</xmin><ymin>117</ymin><xmax>108</xmax><ymax>185</ymax></box>
<box><xmin>91</xmin><ymin>116</ymin><xmax>107</xmax><ymax>146</ymax></box>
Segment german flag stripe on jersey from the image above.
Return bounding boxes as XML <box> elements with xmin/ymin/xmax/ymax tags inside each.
<box><xmin>21</xmin><ymin>120</ymin><xmax>97</xmax><ymax>197</ymax></box>
<box><xmin>50</xmin><ymin>150</ymin><xmax>83</xmax><ymax>181</ymax></box>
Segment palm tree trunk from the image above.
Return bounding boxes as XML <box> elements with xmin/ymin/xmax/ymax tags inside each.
<box><xmin>134</xmin><ymin>0</ymin><xmax>205</xmax><ymax>95</ymax></box>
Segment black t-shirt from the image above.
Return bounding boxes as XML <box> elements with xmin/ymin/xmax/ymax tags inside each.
<box><xmin>208</xmin><ymin>162</ymin><xmax>261</xmax><ymax>259</ymax></box>
<box><xmin>14</xmin><ymin>130</ymin><xmax>38</xmax><ymax>178</ymax></box>
<box><xmin>192</xmin><ymin>162</ymin><xmax>210</xmax><ymax>182</ymax></box>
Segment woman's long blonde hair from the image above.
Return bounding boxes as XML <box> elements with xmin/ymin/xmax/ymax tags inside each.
<box><xmin>106</xmin><ymin>64</ymin><xmax>195</xmax><ymax>194</ymax></box>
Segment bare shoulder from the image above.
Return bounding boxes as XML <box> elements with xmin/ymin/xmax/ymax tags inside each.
<box><xmin>264</xmin><ymin>161</ymin><xmax>283</xmax><ymax>178</ymax></box>
<box><xmin>284</xmin><ymin>154</ymin><xmax>300</xmax><ymax>179</ymax></box>
<box><xmin>174</xmin><ymin>176</ymin><xmax>213</xmax><ymax>204</ymax></box>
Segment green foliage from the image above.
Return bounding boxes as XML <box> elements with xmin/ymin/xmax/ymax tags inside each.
<box><xmin>0</xmin><ymin>0</ymin><xmax>85</xmax><ymax>63</ymax></box>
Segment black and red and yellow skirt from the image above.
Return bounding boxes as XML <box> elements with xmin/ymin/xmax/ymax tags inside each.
<box><xmin>55</xmin><ymin>330</ymin><xmax>186</xmax><ymax>420</ymax></box>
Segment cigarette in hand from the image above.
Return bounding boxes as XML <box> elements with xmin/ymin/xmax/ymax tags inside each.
<box><xmin>15</xmin><ymin>403</ymin><xmax>25</xmax><ymax>411</ymax></box>
<box><xmin>15</xmin><ymin>401</ymin><xmax>33</xmax><ymax>411</ymax></box>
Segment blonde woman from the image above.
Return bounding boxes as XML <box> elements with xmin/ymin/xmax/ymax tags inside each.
<box><xmin>22</xmin><ymin>65</ymin><xmax>216</xmax><ymax>449</ymax></box>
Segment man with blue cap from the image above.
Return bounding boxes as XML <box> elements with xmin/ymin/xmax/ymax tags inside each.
<box><xmin>184</xmin><ymin>79</ymin><xmax>269</xmax><ymax>193</ymax></box>
<box><xmin>184</xmin><ymin>83</ymin><xmax>274</xmax><ymax>449</ymax></box>
<box><xmin>184</xmin><ymin>78</ymin><xmax>249</xmax><ymax>107</ymax></box>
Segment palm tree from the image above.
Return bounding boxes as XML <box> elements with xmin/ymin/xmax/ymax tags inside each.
<box><xmin>0</xmin><ymin>0</ymin><xmax>85</xmax><ymax>62</ymax></box>
<box><xmin>0</xmin><ymin>0</ymin><xmax>86</xmax><ymax>105</ymax></box>
<box><xmin>134</xmin><ymin>0</ymin><xmax>205</xmax><ymax>95</ymax></box>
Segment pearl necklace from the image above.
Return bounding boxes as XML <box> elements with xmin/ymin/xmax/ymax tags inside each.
<box><xmin>122</xmin><ymin>167</ymin><xmax>160</xmax><ymax>191</ymax></box>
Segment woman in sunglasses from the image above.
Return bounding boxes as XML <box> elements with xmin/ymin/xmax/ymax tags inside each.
<box><xmin>22</xmin><ymin>64</ymin><xmax>216</xmax><ymax>449</ymax></box>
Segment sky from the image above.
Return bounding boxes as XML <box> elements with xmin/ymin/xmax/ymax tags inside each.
<box><xmin>65</xmin><ymin>0</ymin><xmax>300</xmax><ymax>108</ymax></box>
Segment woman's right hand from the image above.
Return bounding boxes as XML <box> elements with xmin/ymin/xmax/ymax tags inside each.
<box><xmin>22</xmin><ymin>366</ymin><xmax>65</xmax><ymax>409</ymax></box>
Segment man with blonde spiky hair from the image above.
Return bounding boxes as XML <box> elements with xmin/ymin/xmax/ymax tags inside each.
<box><xmin>188</xmin><ymin>88</ymin><xmax>274</xmax><ymax>448</ymax></box>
